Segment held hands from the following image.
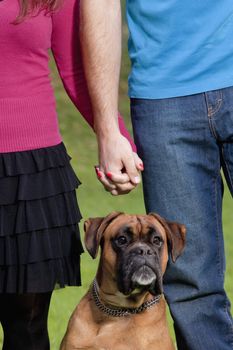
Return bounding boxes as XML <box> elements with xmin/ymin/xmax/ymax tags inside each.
<box><xmin>95</xmin><ymin>132</ymin><xmax>143</xmax><ymax>196</ymax></box>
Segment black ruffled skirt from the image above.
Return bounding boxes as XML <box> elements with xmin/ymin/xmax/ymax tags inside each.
<box><xmin>0</xmin><ymin>143</ymin><xmax>84</xmax><ymax>294</ymax></box>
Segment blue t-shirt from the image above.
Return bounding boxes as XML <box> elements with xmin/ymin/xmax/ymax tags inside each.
<box><xmin>126</xmin><ymin>0</ymin><xmax>233</xmax><ymax>99</ymax></box>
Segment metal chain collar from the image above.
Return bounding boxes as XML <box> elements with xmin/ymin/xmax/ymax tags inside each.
<box><xmin>92</xmin><ymin>278</ymin><xmax>162</xmax><ymax>318</ymax></box>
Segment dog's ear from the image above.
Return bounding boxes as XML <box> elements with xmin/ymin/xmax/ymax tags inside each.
<box><xmin>149</xmin><ymin>213</ymin><xmax>186</xmax><ymax>262</ymax></box>
<box><xmin>84</xmin><ymin>211</ymin><xmax>123</xmax><ymax>259</ymax></box>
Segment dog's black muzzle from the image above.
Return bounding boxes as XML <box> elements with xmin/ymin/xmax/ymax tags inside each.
<box><xmin>117</xmin><ymin>243</ymin><xmax>163</xmax><ymax>296</ymax></box>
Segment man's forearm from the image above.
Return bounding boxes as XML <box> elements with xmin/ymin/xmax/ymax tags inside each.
<box><xmin>79</xmin><ymin>0</ymin><xmax>141</xmax><ymax>187</ymax></box>
<box><xmin>79</xmin><ymin>0</ymin><xmax>122</xmax><ymax>137</ymax></box>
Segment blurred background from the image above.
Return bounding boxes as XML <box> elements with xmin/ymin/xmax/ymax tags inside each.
<box><xmin>1</xmin><ymin>6</ymin><xmax>231</xmax><ymax>349</ymax></box>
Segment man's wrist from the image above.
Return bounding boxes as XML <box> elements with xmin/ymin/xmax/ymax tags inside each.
<box><xmin>94</xmin><ymin>115</ymin><xmax>120</xmax><ymax>137</ymax></box>
<box><xmin>96</xmin><ymin>129</ymin><xmax>122</xmax><ymax>143</ymax></box>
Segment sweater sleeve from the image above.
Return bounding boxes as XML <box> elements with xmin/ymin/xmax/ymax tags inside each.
<box><xmin>51</xmin><ymin>0</ymin><xmax>136</xmax><ymax>151</ymax></box>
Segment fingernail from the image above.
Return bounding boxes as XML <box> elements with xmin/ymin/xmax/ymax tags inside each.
<box><xmin>139</xmin><ymin>163</ymin><xmax>144</xmax><ymax>170</ymax></box>
<box><xmin>134</xmin><ymin>176</ymin><xmax>141</xmax><ymax>184</ymax></box>
<box><xmin>106</xmin><ymin>172</ymin><xmax>112</xmax><ymax>179</ymax></box>
<box><xmin>94</xmin><ymin>167</ymin><xmax>102</xmax><ymax>179</ymax></box>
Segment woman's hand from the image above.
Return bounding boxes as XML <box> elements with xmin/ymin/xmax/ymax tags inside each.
<box><xmin>95</xmin><ymin>132</ymin><xmax>143</xmax><ymax>195</ymax></box>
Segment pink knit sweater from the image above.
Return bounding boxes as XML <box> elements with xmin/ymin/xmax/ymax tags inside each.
<box><xmin>0</xmin><ymin>0</ymin><xmax>135</xmax><ymax>153</ymax></box>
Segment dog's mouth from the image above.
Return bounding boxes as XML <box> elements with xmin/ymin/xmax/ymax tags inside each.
<box><xmin>118</xmin><ymin>258</ymin><xmax>163</xmax><ymax>297</ymax></box>
<box><xmin>131</xmin><ymin>265</ymin><xmax>156</xmax><ymax>288</ymax></box>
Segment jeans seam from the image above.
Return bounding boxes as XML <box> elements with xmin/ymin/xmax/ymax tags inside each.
<box><xmin>224</xmin><ymin>299</ymin><xmax>233</xmax><ymax>346</ymax></box>
<box><xmin>204</xmin><ymin>94</ymin><xmax>219</xmax><ymax>140</ymax></box>
<box><xmin>213</xmin><ymin>175</ymin><xmax>223</xmax><ymax>278</ymax></box>
<box><xmin>206</xmin><ymin>90</ymin><xmax>223</xmax><ymax>117</ymax></box>
<box><xmin>208</xmin><ymin>118</ymin><xmax>218</xmax><ymax>140</ymax></box>
<box><xmin>205</xmin><ymin>91</ymin><xmax>223</xmax><ymax>140</ymax></box>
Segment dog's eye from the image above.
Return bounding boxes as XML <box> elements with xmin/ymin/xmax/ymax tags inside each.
<box><xmin>116</xmin><ymin>236</ymin><xmax>128</xmax><ymax>246</ymax></box>
<box><xmin>152</xmin><ymin>236</ymin><xmax>163</xmax><ymax>247</ymax></box>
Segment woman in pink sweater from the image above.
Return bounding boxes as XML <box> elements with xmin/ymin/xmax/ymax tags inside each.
<box><xmin>0</xmin><ymin>0</ymin><xmax>141</xmax><ymax>349</ymax></box>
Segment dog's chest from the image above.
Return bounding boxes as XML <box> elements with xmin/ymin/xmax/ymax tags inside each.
<box><xmin>86</xmin><ymin>317</ymin><xmax>174</xmax><ymax>350</ymax></box>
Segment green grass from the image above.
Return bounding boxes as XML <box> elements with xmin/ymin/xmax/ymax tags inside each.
<box><xmin>1</xmin><ymin>26</ymin><xmax>232</xmax><ymax>350</ymax></box>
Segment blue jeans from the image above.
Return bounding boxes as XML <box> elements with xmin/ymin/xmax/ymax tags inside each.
<box><xmin>131</xmin><ymin>87</ymin><xmax>233</xmax><ymax>350</ymax></box>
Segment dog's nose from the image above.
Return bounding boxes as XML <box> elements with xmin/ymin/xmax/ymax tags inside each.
<box><xmin>134</xmin><ymin>246</ymin><xmax>153</xmax><ymax>256</ymax></box>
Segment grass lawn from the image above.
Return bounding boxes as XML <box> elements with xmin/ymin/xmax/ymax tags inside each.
<box><xmin>1</xmin><ymin>24</ymin><xmax>232</xmax><ymax>350</ymax></box>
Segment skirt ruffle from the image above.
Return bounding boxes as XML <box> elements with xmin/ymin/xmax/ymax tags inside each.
<box><xmin>0</xmin><ymin>165</ymin><xmax>80</xmax><ymax>205</ymax></box>
<box><xmin>0</xmin><ymin>143</ymin><xmax>84</xmax><ymax>293</ymax></box>
<box><xmin>0</xmin><ymin>256</ymin><xmax>81</xmax><ymax>294</ymax></box>
<box><xmin>0</xmin><ymin>143</ymin><xmax>71</xmax><ymax>177</ymax></box>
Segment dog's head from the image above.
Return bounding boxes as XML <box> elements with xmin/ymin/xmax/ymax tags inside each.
<box><xmin>84</xmin><ymin>212</ymin><xmax>186</xmax><ymax>298</ymax></box>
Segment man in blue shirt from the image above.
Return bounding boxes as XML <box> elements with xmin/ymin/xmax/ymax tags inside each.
<box><xmin>127</xmin><ymin>1</ymin><xmax>233</xmax><ymax>99</ymax></box>
<box><xmin>79</xmin><ymin>1</ymin><xmax>233</xmax><ymax>349</ymax></box>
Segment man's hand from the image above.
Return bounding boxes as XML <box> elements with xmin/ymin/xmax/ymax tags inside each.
<box><xmin>95</xmin><ymin>132</ymin><xmax>143</xmax><ymax>195</ymax></box>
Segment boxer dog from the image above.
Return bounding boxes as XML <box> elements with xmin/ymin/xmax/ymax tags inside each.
<box><xmin>60</xmin><ymin>212</ymin><xmax>186</xmax><ymax>350</ymax></box>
